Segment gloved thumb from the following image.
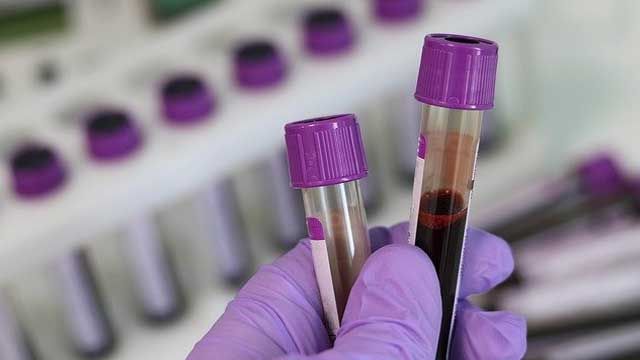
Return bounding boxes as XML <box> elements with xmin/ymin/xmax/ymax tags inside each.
<box><xmin>299</xmin><ymin>244</ymin><xmax>442</xmax><ymax>360</ymax></box>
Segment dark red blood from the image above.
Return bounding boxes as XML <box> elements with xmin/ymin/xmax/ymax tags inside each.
<box><xmin>415</xmin><ymin>189</ymin><xmax>468</xmax><ymax>359</ymax></box>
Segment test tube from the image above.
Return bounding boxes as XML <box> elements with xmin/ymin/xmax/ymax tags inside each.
<box><xmin>231</xmin><ymin>39</ymin><xmax>305</xmax><ymax>249</ymax></box>
<box><xmin>498</xmin><ymin>260</ymin><xmax>640</xmax><ymax>338</ymax></box>
<box><xmin>407</xmin><ymin>34</ymin><xmax>499</xmax><ymax>359</ymax></box>
<box><xmin>512</xmin><ymin>181</ymin><xmax>640</xmax><ymax>284</ymax></box>
<box><xmin>284</xmin><ymin>114</ymin><xmax>371</xmax><ymax>338</ymax></box>
<box><xmin>301</xmin><ymin>7</ymin><xmax>382</xmax><ymax>213</ymax></box>
<box><xmin>84</xmin><ymin>109</ymin><xmax>185</xmax><ymax>322</ymax></box>
<box><xmin>9</xmin><ymin>143</ymin><xmax>116</xmax><ymax>357</ymax></box>
<box><xmin>160</xmin><ymin>74</ymin><xmax>252</xmax><ymax>285</ymax></box>
<box><xmin>528</xmin><ymin>321</ymin><xmax>640</xmax><ymax>360</ymax></box>
<box><xmin>480</xmin><ymin>154</ymin><xmax>626</xmax><ymax>242</ymax></box>
<box><xmin>0</xmin><ymin>293</ymin><xmax>37</xmax><ymax>360</ymax></box>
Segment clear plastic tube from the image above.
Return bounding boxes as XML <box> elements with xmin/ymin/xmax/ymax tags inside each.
<box><xmin>408</xmin><ymin>33</ymin><xmax>498</xmax><ymax>359</ymax></box>
<box><xmin>302</xmin><ymin>182</ymin><xmax>371</xmax><ymax>335</ymax></box>
<box><xmin>55</xmin><ymin>249</ymin><xmax>115</xmax><ymax>357</ymax></box>
<box><xmin>0</xmin><ymin>294</ymin><xmax>35</xmax><ymax>360</ymax></box>
<box><xmin>408</xmin><ymin>104</ymin><xmax>483</xmax><ymax>358</ymax></box>
<box><xmin>285</xmin><ymin>114</ymin><xmax>371</xmax><ymax>338</ymax></box>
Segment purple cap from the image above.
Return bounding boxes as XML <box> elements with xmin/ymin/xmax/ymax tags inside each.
<box><xmin>374</xmin><ymin>0</ymin><xmax>423</xmax><ymax>22</ymax></box>
<box><xmin>576</xmin><ymin>154</ymin><xmax>626</xmax><ymax>198</ymax></box>
<box><xmin>85</xmin><ymin>109</ymin><xmax>142</xmax><ymax>161</ymax></box>
<box><xmin>10</xmin><ymin>144</ymin><xmax>66</xmax><ymax>198</ymax></box>
<box><xmin>233</xmin><ymin>40</ymin><xmax>287</xmax><ymax>89</ymax></box>
<box><xmin>160</xmin><ymin>74</ymin><xmax>215</xmax><ymax>124</ymax></box>
<box><xmin>303</xmin><ymin>8</ymin><xmax>355</xmax><ymax>56</ymax></box>
<box><xmin>285</xmin><ymin>114</ymin><xmax>368</xmax><ymax>188</ymax></box>
<box><xmin>414</xmin><ymin>34</ymin><xmax>499</xmax><ymax>110</ymax></box>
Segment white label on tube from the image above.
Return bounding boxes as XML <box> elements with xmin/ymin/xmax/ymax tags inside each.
<box><xmin>307</xmin><ymin>217</ymin><xmax>339</xmax><ymax>337</ymax></box>
<box><xmin>311</xmin><ymin>239</ymin><xmax>340</xmax><ymax>337</ymax></box>
<box><xmin>123</xmin><ymin>215</ymin><xmax>176</xmax><ymax>317</ymax></box>
<box><xmin>56</xmin><ymin>252</ymin><xmax>108</xmax><ymax>353</ymax></box>
<box><xmin>408</xmin><ymin>134</ymin><xmax>427</xmax><ymax>245</ymax></box>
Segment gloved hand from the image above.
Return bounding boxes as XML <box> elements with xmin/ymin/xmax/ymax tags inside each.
<box><xmin>187</xmin><ymin>222</ymin><xmax>526</xmax><ymax>360</ymax></box>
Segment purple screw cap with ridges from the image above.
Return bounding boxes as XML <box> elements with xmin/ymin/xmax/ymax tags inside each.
<box><xmin>160</xmin><ymin>74</ymin><xmax>215</xmax><ymax>124</ymax></box>
<box><xmin>576</xmin><ymin>154</ymin><xmax>625</xmax><ymax>198</ymax></box>
<box><xmin>85</xmin><ymin>109</ymin><xmax>142</xmax><ymax>160</ymax></box>
<box><xmin>10</xmin><ymin>144</ymin><xmax>66</xmax><ymax>198</ymax></box>
<box><xmin>303</xmin><ymin>7</ymin><xmax>355</xmax><ymax>56</ymax></box>
<box><xmin>285</xmin><ymin>114</ymin><xmax>368</xmax><ymax>188</ymax></box>
<box><xmin>234</xmin><ymin>40</ymin><xmax>287</xmax><ymax>89</ymax></box>
<box><xmin>415</xmin><ymin>34</ymin><xmax>499</xmax><ymax>110</ymax></box>
<box><xmin>374</xmin><ymin>0</ymin><xmax>423</xmax><ymax>22</ymax></box>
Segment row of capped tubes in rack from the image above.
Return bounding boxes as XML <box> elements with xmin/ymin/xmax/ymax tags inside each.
<box><xmin>0</xmin><ymin>1</ymin><xmax>445</xmax><ymax>359</ymax></box>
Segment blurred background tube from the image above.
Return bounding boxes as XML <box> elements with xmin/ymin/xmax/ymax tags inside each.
<box><xmin>55</xmin><ymin>250</ymin><xmax>115</xmax><ymax>357</ymax></box>
<box><xmin>499</xmin><ymin>261</ymin><xmax>640</xmax><ymax>338</ymax></box>
<box><xmin>526</xmin><ymin>321</ymin><xmax>640</xmax><ymax>360</ymax></box>
<box><xmin>301</xmin><ymin>6</ymin><xmax>383</xmax><ymax>214</ymax></box>
<box><xmin>480</xmin><ymin>154</ymin><xmax>628</xmax><ymax>242</ymax></box>
<box><xmin>0</xmin><ymin>293</ymin><xmax>36</xmax><ymax>360</ymax></box>
<box><xmin>9</xmin><ymin>143</ymin><xmax>115</xmax><ymax>357</ymax></box>
<box><xmin>231</xmin><ymin>39</ymin><xmax>306</xmax><ymax>250</ymax></box>
<box><xmin>513</xmin><ymin>184</ymin><xmax>640</xmax><ymax>283</ymax></box>
<box><xmin>84</xmin><ymin>109</ymin><xmax>185</xmax><ymax>323</ymax></box>
<box><xmin>159</xmin><ymin>73</ymin><xmax>253</xmax><ymax>286</ymax></box>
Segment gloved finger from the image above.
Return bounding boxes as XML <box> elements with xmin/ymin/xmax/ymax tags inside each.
<box><xmin>390</xmin><ymin>221</ymin><xmax>410</xmax><ymax>245</ymax></box>
<box><xmin>387</xmin><ymin>222</ymin><xmax>514</xmax><ymax>298</ymax></box>
<box><xmin>459</xmin><ymin>228</ymin><xmax>514</xmax><ymax>298</ymax></box>
<box><xmin>316</xmin><ymin>244</ymin><xmax>442</xmax><ymax>360</ymax></box>
<box><xmin>452</xmin><ymin>300</ymin><xmax>527</xmax><ymax>360</ymax></box>
<box><xmin>368</xmin><ymin>226</ymin><xmax>393</xmax><ymax>252</ymax></box>
<box><xmin>187</xmin><ymin>240</ymin><xmax>329</xmax><ymax>360</ymax></box>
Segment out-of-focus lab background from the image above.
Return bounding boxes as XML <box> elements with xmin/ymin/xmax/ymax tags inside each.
<box><xmin>0</xmin><ymin>0</ymin><xmax>639</xmax><ymax>359</ymax></box>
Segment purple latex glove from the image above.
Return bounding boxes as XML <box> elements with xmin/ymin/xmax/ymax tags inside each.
<box><xmin>187</xmin><ymin>222</ymin><xmax>526</xmax><ymax>360</ymax></box>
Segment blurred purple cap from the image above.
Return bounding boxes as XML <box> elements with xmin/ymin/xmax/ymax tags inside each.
<box><xmin>10</xmin><ymin>144</ymin><xmax>66</xmax><ymax>198</ymax></box>
<box><xmin>285</xmin><ymin>114</ymin><xmax>368</xmax><ymax>188</ymax></box>
<box><xmin>233</xmin><ymin>40</ymin><xmax>287</xmax><ymax>89</ymax></box>
<box><xmin>374</xmin><ymin>0</ymin><xmax>423</xmax><ymax>22</ymax></box>
<box><xmin>303</xmin><ymin>7</ymin><xmax>355</xmax><ymax>56</ymax></box>
<box><xmin>85</xmin><ymin>109</ymin><xmax>142</xmax><ymax>161</ymax></box>
<box><xmin>160</xmin><ymin>74</ymin><xmax>215</xmax><ymax>124</ymax></box>
<box><xmin>415</xmin><ymin>34</ymin><xmax>498</xmax><ymax>110</ymax></box>
<box><xmin>576</xmin><ymin>154</ymin><xmax>626</xmax><ymax>198</ymax></box>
